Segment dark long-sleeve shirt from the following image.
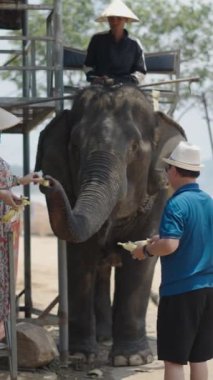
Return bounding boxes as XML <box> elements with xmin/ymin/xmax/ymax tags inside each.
<box><xmin>84</xmin><ymin>29</ymin><xmax>147</xmax><ymax>84</ymax></box>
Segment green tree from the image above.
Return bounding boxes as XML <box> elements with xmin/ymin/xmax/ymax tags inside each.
<box><xmin>1</xmin><ymin>0</ymin><xmax>213</xmax><ymax>107</ymax></box>
<box><xmin>62</xmin><ymin>0</ymin><xmax>94</xmax><ymax>48</ymax></box>
<box><xmin>131</xmin><ymin>0</ymin><xmax>212</xmax><ymax>84</ymax></box>
<box><xmin>62</xmin><ymin>0</ymin><xmax>212</xmax><ymax>106</ymax></box>
<box><xmin>129</xmin><ymin>0</ymin><xmax>213</xmax><ymax>110</ymax></box>
<box><xmin>64</xmin><ymin>0</ymin><xmax>213</xmax><ymax>84</ymax></box>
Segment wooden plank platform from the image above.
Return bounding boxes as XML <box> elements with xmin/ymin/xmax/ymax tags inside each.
<box><xmin>0</xmin><ymin>98</ymin><xmax>56</xmax><ymax>133</ymax></box>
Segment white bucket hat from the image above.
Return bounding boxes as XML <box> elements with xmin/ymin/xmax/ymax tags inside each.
<box><xmin>95</xmin><ymin>0</ymin><xmax>139</xmax><ymax>23</ymax></box>
<box><xmin>162</xmin><ymin>141</ymin><xmax>204</xmax><ymax>171</ymax></box>
<box><xmin>0</xmin><ymin>107</ymin><xmax>21</xmax><ymax>131</ymax></box>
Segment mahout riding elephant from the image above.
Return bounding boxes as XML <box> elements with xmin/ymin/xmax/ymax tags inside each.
<box><xmin>35</xmin><ymin>84</ymin><xmax>186</xmax><ymax>366</ymax></box>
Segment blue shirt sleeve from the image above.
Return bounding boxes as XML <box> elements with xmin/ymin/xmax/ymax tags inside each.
<box><xmin>160</xmin><ymin>200</ymin><xmax>184</xmax><ymax>239</ymax></box>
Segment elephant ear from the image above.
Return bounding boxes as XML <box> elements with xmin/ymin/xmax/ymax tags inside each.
<box><xmin>35</xmin><ymin>109</ymin><xmax>75</xmax><ymax>198</ymax></box>
<box><xmin>148</xmin><ymin>111</ymin><xmax>187</xmax><ymax>195</ymax></box>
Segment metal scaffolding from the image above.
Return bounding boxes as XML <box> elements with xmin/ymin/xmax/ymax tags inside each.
<box><xmin>0</xmin><ymin>0</ymin><xmax>68</xmax><ymax>363</ymax></box>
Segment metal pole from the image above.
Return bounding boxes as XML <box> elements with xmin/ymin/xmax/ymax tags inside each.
<box><xmin>54</xmin><ymin>0</ymin><xmax>68</xmax><ymax>365</ymax></box>
<box><xmin>140</xmin><ymin>76</ymin><xmax>200</xmax><ymax>88</ymax></box>
<box><xmin>201</xmin><ymin>92</ymin><xmax>213</xmax><ymax>158</ymax></box>
<box><xmin>57</xmin><ymin>239</ymin><xmax>68</xmax><ymax>364</ymax></box>
<box><xmin>54</xmin><ymin>0</ymin><xmax>64</xmax><ymax>113</ymax></box>
<box><xmin>23</xmin><ymin>131</ymin><xmax>32</xmax><ymax>318</ymax></box>
<box><xmin>22</xmin><ymin>0</ymin><xmax>32</xmax><ymax>318</ymax></box>
<box><xmin>8</xmin><ymin>232</ymin><xmax>18</xmax><ymax>380</ymax></box>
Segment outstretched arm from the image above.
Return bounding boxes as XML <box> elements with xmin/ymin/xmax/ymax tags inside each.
<box><xmin>12</xmin><ymin>172</ymin><xmax>41</xmax><ymax>186</ymax></box>
<box><xmin>0</xmin><ymin>189</ymin><xmax>21</xmax><ymax>208</ymax></box>
<box><xmin>132</xmin><ymin>236</ymin><xmax>179</xmax><ymax>260</ymax></box>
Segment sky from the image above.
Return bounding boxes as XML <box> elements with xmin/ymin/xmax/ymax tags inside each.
<box><xmin>176</xmin><ymin>103</ymin><xmax>213</xmax><ymax>161</ymax></box>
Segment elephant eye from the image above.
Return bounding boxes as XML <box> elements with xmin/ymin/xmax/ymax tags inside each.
<box><xmin>127</xmin><ymin>141</ymin><xmax>139</xmax><ymax>163</ymax></box>
<box><xmin>131</xmin><ymin>142</ymin><xmax>138</xmax><ymax>153</ymax></box>
<box><xmin>71</xmin><ymin>142</ymin><xmax>78</xmax><ymax>150</ymax></box>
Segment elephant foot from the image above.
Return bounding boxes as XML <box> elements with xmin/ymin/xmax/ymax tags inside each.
<box><xmin>69</xmin><ymin>352</ymin><xmax>96</xmax><ymax>370</ymax></box>
<box><xmin>96</xmin><ymin>325</ymin><xmax>112</xmax><ymax>343</ymax></box>
<box><xmin>111</xmin><ymin>349</ymin><xmax>154</xmax><ymax>367</ymax></box>
<box><xmin>97</xmin><ymin>334</ymin><xmax>112</xmax><ymax>343</ymax></box>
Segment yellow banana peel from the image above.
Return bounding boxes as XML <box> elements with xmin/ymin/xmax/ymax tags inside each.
<box><xmin>20</xmin><ymin>196</ymin><xmax>30</xmax><ymax>206</ymax></box>
<box><xmin>1</xmin><ymin>196</ymin><xmax>30</xmax><ymax>223</ymax></box>
<box><xmin>38</xmin><ymin>178</ymin><xmax>50</xmax><ymax>187</ymax></box>
<box><xmin>117</xmin><ymin>239</ymin><xmax>150</xmax><ymax>253</ymax></box>
<box><xmin>1</xmin><ymin>209</ymin><xmax>17</xmax><ymax>223</ymax></box>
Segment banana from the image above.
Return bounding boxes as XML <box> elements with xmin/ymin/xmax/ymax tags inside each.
<box><xmin>1</xmin><ymin>209</ymin><xmax>17</xmax><ymax>223</ymax></box>
<box><xmin>38</xmin><ymin>178</ymin><xmax>50</xmax><ymax>187</ymax></box>
<box><xmin>20</xmin><ymin>196</ymin><xmax>30</xmax><ymax>206</ymax></box>
<box><xmin>1</xmin><ymin>196</ymin><xmax>30</xmax><ymax>223</ymax></box>
<box><xmin>42</xmin><ymin>179</ymin><xmax>50</xmax><ymax>187</ymax></box>
<box><xmin>117</xmin><ymin>239</ymin><xmax>150</xmax><ymax>252</ymax></box>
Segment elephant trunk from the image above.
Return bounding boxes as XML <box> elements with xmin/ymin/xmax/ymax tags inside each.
<box><xmin>41</xmin><ymin>152</ymin><xmax>125</xmax><ymax>243</ymax></box>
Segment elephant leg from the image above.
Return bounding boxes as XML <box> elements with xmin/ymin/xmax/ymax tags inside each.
<box><xmin>111</xmin><ymin>253</ymin><xmax>157</xmax><ymax>366</ymax></box>
<box><xmin>95</xmin><ymin>262</ymin><xmax>112</xmax><ymax>342</ymax></box>
<box><xmin>66</xmin><ymin>239</ymin><xmax>100</xmax><ymax>358</ymax></box>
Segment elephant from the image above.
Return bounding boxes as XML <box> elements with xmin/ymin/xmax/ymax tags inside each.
<box><xmin>35</xmin><ymin>84</ymin><xmax>186</xmax><ymax>366</ymax></box>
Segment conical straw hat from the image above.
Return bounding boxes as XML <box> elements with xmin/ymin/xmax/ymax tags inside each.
<box><xmin>95</xmin><ymin>0</ymin><xmax>139</xmax><ymax>23</ymax></box>
<box><xmin>0</xmin><ymin>107</ymin><xmax>21</xmax><ymax>130</ymax></box>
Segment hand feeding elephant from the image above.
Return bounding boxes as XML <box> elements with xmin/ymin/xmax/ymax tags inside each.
<box><xmin>35</xmin><ymin>84</ymin><xmax>186</xmax><ymax>366</ymax></box>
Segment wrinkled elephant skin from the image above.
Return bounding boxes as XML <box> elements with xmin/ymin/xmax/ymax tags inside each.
<box><xmin>35</xmin><ymin>85</ymin><xmax>186</xmax><ymax>366</ymax></box>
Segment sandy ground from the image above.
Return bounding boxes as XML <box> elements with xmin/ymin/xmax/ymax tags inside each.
<box><xmin>1</xmin><ymin>235</ymin><xmax>212</xmax><ymax>379</ymax></box>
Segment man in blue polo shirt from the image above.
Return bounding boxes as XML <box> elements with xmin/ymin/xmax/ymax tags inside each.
<box><xmin>83</xmin><ymin>0</ymin><xmax>146</xmax><ymax>85</ymax></box>
<box><xmin>132</xmin><ymin>141</ymin><xmax>213</xmax><ymax>380</ymax></box>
